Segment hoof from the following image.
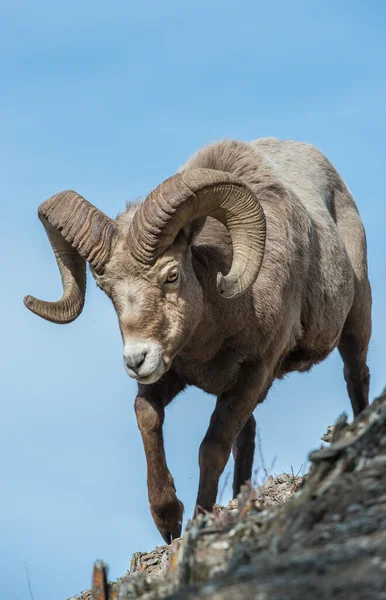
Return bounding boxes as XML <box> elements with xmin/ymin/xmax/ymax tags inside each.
<box><xmin>158</xmin><ymin>524</ymin><xmax>182</xmax><ymax>545</ymax></box>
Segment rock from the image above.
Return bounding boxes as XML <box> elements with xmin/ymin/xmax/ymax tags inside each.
<box><xmin>69</xmin><ymin>388</ymin><xmax>386</xmax><ymax>600</ymax></box>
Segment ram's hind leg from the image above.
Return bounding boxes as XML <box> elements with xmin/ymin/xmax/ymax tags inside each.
<box><xmin>232</xmin><ymin>414</ymin><xmax>256</xmax><ymax>498</ymax></box>
<box><xmin>338</xmin><ymin>286</ymin><xmax>371</xmax><ymax>418</ymax></box>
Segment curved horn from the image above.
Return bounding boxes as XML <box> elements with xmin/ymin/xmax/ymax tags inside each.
<box><xmin>129</xmin><ymin>169</ymin><xmax>266</xmax><ymax>298</ymax></box>
<box><xmin>24</xmin><ymin>190</ymin><xmax>116</xmax><ymax>324</ymax></box>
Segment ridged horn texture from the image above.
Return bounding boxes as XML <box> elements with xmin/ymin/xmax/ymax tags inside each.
<box><xmin>24</xmin><ymin>190</ymin><xmax>116</xmax><ymax>324</ymax></box>
<box><xmin>129</xmin><ymin>168</ymin><xmax>267</xmax><ymax>298</ymax></box>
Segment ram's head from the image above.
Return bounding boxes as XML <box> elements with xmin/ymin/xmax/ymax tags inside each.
<box><xmin>24</xmin><ymin>169</ymin><xmax>266</xmax><ymax>383</ymax></box>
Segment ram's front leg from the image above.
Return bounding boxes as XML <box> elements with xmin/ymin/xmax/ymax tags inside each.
<box><xmin>195</xmin><ymin>365</ymin><xmax>272</xmax><ymax>514</ymax></box>
<box><xmin>135</xmin><ymin>372</ymin><xmax>185</xmax><ymax>544</ymax></box>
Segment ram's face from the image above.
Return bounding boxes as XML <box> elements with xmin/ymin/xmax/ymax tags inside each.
<box><xmin>93</xmin><ymin>235</ymin><xmax>203</xmax><ymax>384</ymax></box>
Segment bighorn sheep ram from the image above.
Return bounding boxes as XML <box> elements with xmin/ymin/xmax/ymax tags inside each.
<box><xmin>24</xmin><ymin>138</ymin><xmax>372</xmax><ymax>543</ymax></box>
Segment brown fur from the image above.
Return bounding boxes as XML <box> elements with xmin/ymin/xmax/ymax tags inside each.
<box><xmin>91</xmin><ymin>138</ymin><xmax>371</xmax><ymax>542</ymax></box>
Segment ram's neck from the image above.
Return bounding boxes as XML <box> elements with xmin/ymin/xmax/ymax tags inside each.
<box><xmin>181</xmin><ymin>244</ymin><xmax>251</xmax><ymax>359</ymax></box>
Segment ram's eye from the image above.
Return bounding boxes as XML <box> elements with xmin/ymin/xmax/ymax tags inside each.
<box><xmin>166</xmin><ymin>270</ymin><xmax>179</xmax><ymax>283</ymax></box>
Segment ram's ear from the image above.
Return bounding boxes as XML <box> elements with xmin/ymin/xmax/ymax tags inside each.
<box><xmin>180</xmin><ymin>217</ymin><xmax>207</xmax><ymax>246</ymax></box>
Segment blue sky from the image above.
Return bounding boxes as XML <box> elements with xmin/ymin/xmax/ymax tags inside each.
<box><xmin>1</xmin><ymin>1</ymin><xmax>385</xmax><ymax>598</ymax></box>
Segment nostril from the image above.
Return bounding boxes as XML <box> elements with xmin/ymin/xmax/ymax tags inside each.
<box><xmin>125</xmin><ymin>350</ymin><xmax>147</xmax><ymax>373</ymax></box>
<box><xmin>136</xmin><ymin>352</ymin><xmax>146</xmax><ymax>369</ymax></box>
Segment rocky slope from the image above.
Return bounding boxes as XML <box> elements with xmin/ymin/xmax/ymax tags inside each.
<box><xmin>69</xmin><ymin>388</ymin><xmax>386</xmax><ymax>600</ymax></box>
